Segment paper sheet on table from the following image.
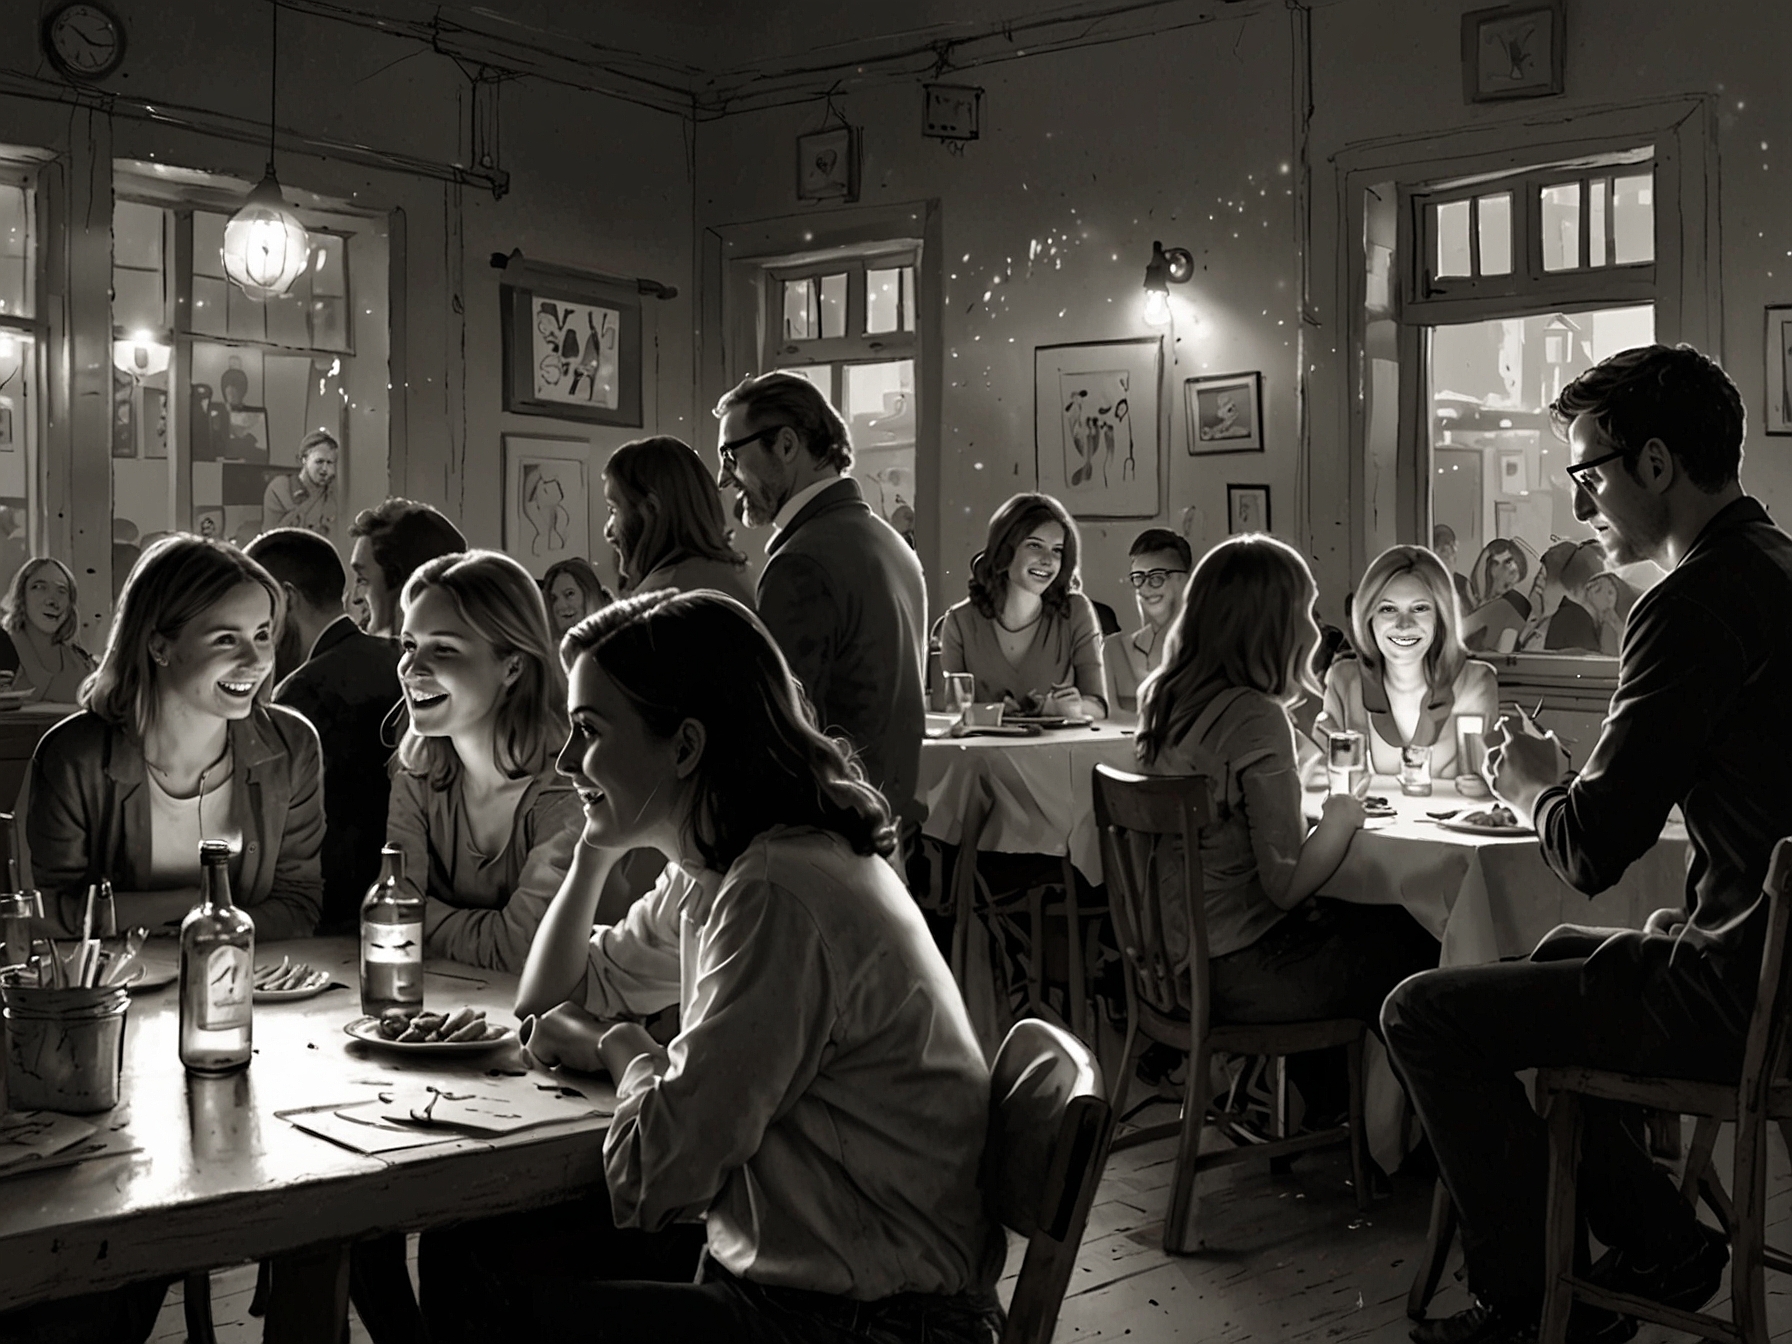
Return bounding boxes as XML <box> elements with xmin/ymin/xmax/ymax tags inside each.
<box><xmin>0</xmin><ymin>1111</ymin><xmax>97</xmax><ymax>1169</ymax></box>
<box><xmin>369</xmin><ymin>1078</ymin><xmax>611</xmax><ymax>1136</ymax></box>
<box><xmin>279</xmin><ymin>1102</ymin><xmax>461</xmax><ymax>1154</ymax></box>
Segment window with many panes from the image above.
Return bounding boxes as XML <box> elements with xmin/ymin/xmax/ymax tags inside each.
<box><xmin>763</xmin><ymin>249</ymin><xmax>919</xmax><ymax>550</ymax></box>
<box><xmin>0</xmin><ymin>165</ymin><xmax>41</xmax><ymax>601</ymax></box>
<box><xmin>1404</xmin><ymin>149</ymin><xmax>1660</xmax><ymax>661</ymax></box>
<box><xmin>111</xmin><ymin>178</ymin><xmax>358</xmax><ymax>600</ymax></box>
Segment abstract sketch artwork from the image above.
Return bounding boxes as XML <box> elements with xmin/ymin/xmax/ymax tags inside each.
<box><xmin>530</xmin><ymin>298</ymin><xmax>620</xmax><ymax>411</ymax></box>
<box><xmin>503</xmin><ymin>436</ymin><xmax>592</xmax><ymax>578</ymax></box>
<box><xmin>1034</xmin><ymin>339</ymin><xmax>1161</xmax><ymax>519</ymax></box>
<box><xmin>1059</xmin><ymin>369</ymin><xmax>1134</xmax><ymax>490</ymax></box>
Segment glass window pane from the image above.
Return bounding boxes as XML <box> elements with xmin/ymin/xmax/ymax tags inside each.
<box><xmin>309</xmin><ymin>296</ymin><xmax>348</xmax><ymax>353</ymax></box>
<box><xmin>1435</xmin><ymin>200</ymin><xmax>1471</xmax><ymax>278</ymax></box>
<box><xmin>1589</xmin><ymin>180</ymin><xmax>1608</xmax><ymax>268</ymax></box>
<box><xmin>866</xmin><ymin>267</ymin><xmax>901</xmax><ymax>334</ymax></box>
<box><xmin>112</xmin><ymin>269</ymin><xmax>164</xmax><ymax>336</ymax></box>
<box><xmin>1476</xmin><ymin>193</ymin><xmax>1512</xmax><ymax>276</ymax></box>
<box><xmin>0</xmin><ymin>333</ymin><xmax>36</xmax><ymax>595</ymax></box>
<box><xmin>1428</xmin><ymin>303</ymin><xmax>1658</xmax><ymax>659</ymax></box>
<box><xmin>900</xmin><ymin>266</ymin><xmax>915</xmax><ymax>332</ymax></box>
<box><xmin>1540</xmin><ymin>182</ymin><xmax>1581</xmax><ymax>272</ymax></box>
<box><xmin>309</xmin><ymin>235</ymin><xmax>346</xmax><ymax>298</ymax></box>
<box><xmin>225</xmin><ymin>282</ymin><xmax>269</xmax><ymax>342</ymax></box>
<box><xmin>193</xmin><ymin>212</ymin><xmax>226</xmax><ymax>279</ymax></box>
<box><xmin>0</xmin><ymin>184</ymin><xmax>32</xmax><ymax>319</ymax></box>
<box><xmin>818</xmin><ymin>273</ymin><xmax>847</xmax><ymax>339</ymax></box>
<box><xmin>191</xmin><ymin>276</ymin><xmax>229</xmax><ymax>337</ymax></box>
<box><xmin>782</xmin><ymin>279</ymin><xmax>814</xmax><ymax>341</ymax></box>
<box><xmin>113</xmin><ymin>201</ymin><xmax>163</xmax><ymax>271</ymax></box>
<box><xmin>840</xmin><ymin>360</ymin><xmax>916</xmax><ymax>547</ymax></box>
<box><xmin>1612</xmin><ymin>172</ymin><xmax>1654</xmax><ymax>264</ymax></box>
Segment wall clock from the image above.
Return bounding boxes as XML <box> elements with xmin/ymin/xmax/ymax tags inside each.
<box><xmin>43</xmin><ymin>3</ymin><xmax>127</xmax><ymax>83</ymax></box>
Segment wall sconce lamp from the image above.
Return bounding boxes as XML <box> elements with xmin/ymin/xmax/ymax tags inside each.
<box><xmin>1142</xmin><ymin>240</ymin><xmax>1195</xmax><ymax>327</ymax></box>
<box><xmin>112</xmin><ymin>333</ymin><xmax>171</xmax><ymax>380</ymax></box>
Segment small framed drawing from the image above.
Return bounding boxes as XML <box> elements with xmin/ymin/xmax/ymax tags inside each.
<box><xmin>1462</xmin><ymin>1</ymin><xmax>1564</xmax><ymax>103</ymax></box>
<box><xmin>796</xmin><ymin>126</ymin><xmax>860</xmax><ymax>203</ymax></box>
<box><xmin>1185</xmin><ymin>371</ymin><xmax>1264</xmax><ymax>455</ymax></box>
<box><xmin>1766</xmin><ymin>305</ymin><xmax>1792</xmax><ymax>436</ymax></box>
<box><xmin>1498</xmin><ymin>450</ymin><xmax>1526</xmax><ymax>494</ymax></box>
<box><xmin>1227</xmin><ymin>484</ymin><xmax>1271</xmax><ymax>536</ymax></box>
<box><xmin>501</xmin><ymin>277</ymin><xmax>643</xmax><ymax>427</ymax></box>
<box><xmin>503</xmin><ymin>435</ymin><xmax>592</xmax><ymax>579</ymax></box>
<box><xmin>922</xmin><ymin>85</ymin><xmax>982</xmax><ymax>141</ymax></box>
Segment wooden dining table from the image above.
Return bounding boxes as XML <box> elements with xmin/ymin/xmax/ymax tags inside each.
<box><xmin>0</xmin><ymin>936</ymin><xmax>615</xmax><ymax>1339</ymax></box>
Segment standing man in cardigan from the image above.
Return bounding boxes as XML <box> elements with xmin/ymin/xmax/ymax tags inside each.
<box><xmin>714</xmin><ymin>372</ymin><xmax>928</xmax><ymax>854</ymax></box>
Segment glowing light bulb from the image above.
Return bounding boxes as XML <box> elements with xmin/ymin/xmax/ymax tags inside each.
<box><xmin>1143</xmin><ymin>289</ymin><xmax>1172</xmax><ymax>326</ymax></box>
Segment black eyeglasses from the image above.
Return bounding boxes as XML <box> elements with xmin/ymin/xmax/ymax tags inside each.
<box><xmin>1564</xmin><ymin>448</ymin><xmax>1628</xmax><ymax>489</ymax></box>
<box><xmin>718</xmin><ymin>426</ymin><xmax>788</xmax><ymax>471</ymax></box>
<box><xmin>1126</xmin><ymin>568</ymin><xmax>1189</xmax><ymax>591</ymax></box>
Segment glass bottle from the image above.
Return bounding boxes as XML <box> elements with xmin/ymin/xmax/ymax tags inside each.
<box><xmin>360</xmin><ymin>845</ymin><xmax>423</xmax><ymax>1017</ymax></box>
<box><xmin>179</xmin><ymin>840</ymin><xmax>254</xmax><ymax>1076</ymax></box>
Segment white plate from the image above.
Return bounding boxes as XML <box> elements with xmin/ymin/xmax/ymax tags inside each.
<box><xmin>254</xmin><ymin>967</ymin><xmax>336</xmax><ymax>1002</ymax></box>
<box><xmin>343</xmin><ymin>1015</ymin><xmax>516</xmax><ymax>1057</ymax></box>
<box><xmin>1435</xmin><ymin>815</ymin><xmax>1534</xmax><ymax>837</ymax></box>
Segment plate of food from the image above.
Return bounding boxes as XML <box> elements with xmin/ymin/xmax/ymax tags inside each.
<box><xmin>1362</xmin><ymin>795</ymin><xmax>1397</xmax><ymax>818</ymax></box>
<box><xmin>1435</xmin><ymin>804</ymin><xmax>1533</xmax><ymax>836</ymax></box>
<box><xmin>344</xmin><ymin>1007</ymin><xmax>515</xmax><ymax>1056</ymax></box>
<box><xmin>253</xmin><ymin>957</ymin><xmax>335</xmax><ymax>1002</ymax></box>
<box><xmin>1002</xmin><ymin>714</ymin><xmax>1094</xmax><ymax>729</ymax></box>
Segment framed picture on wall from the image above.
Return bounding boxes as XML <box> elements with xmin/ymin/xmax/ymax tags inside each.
<box><xmin>796</xmin><ymin>126</ymin><xmax>860</xmax><ymax>202</ymax></box>
<box><xmin>1034</xmin><ymin>337</ymin><xmax>1162</xmax><ymax>519</ymax></box>
<box><xmin>502</xmin><ymin>435</ymin><xmax>592</xmax><ymax>579</ymax></box>
<box><xmin>1766</xmin><ymin>305</ymin><xmax>1792</xmax><ymax>436</ymax></box>
<box><xmin>1227</xmin><ymin>484</ymin><xmax>1271</xmax><ymax>535</ymax></box>
<box><xmin>1462</xmin><ymin>1</ymin><xmax>1564</xmax><ymax>103</ymax></box>
<box><xmin>1184</xmin><ymin>371</ymin><xmax>1264</xmax><ymax>455</ymax></box>
<box><xmin>501</xmin><ymin>278</ymin><xmax>643</xmax><ymax>427</ymax></box>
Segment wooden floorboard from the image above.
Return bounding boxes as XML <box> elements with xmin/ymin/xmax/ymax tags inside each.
<box><xmin>146</xmin><ymin>1111</ymin><xmax>1792</xmax><ymax>1342</ymax></box>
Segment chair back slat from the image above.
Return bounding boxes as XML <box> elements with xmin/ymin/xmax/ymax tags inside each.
<box><xmin>1738</xmin><ymin>839</ymin><xmax>1792</xmax><ymax>1128</ymax></box>
<box><xmin>1093</xmin><ymin>765</ymin><xmax>1214</xmax><ymax>1032</ymax></box>
<box><xmin>986</xmin><ymin>1018</ymin><xmax>1113</xmax><ymax>1344</ymax></box>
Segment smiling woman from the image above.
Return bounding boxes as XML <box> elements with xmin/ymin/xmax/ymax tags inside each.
<box><xmin>0</xmin><ymin>556</ymin><xmax>95</xmax><ymax>704</ymax></box>
<box><xmin>23</xmin><ymin>534</ymin><xmax>324</xmax><ymax>939</ymax></box>
<box><xmin>939</xmin><ymin>491</ymin><xmax>1108</xmax><ymax>719</ymax></box>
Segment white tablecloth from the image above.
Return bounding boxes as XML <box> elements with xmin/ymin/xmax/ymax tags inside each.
<box><xmin>1319</xmin><ymin>776</ymin><xmax>1691</xmax><ymax>1170</ymax></box>
<box><xmin>919</xmin><ymin>717</ymin><xmax>1141</xmax><ymax>883</ymax></box>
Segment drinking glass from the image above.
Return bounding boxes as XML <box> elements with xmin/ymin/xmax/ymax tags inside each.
<box><xmin>946</xmin><ymin>674</ymin><xmax>976</xmax><ymax>715</ymax></box>
<box><xmin>1325</xmin><ymin>730</ymin><xmax>1370</xmax><ymax>799</ymax></box>
<box><xmin>1399</xmin><ymin>744</ymin><xmax>1433</xmax><ymax>797</ymax></box>
<box><xmin>1456</xmin><ymin>716</ymin><xmax>1491</xmax><ymax>799</ymax></box>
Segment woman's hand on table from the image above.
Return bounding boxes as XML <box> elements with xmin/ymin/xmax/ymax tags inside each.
<box><xmin>1318</xmin><ymin>793</ymin><xmax>1366</xmax><ymax>833</ymax></box>
<box><xmin>596</xmin><ymin>1020</ymin><xmax>662</xmax><ymax>1080</ymax></box>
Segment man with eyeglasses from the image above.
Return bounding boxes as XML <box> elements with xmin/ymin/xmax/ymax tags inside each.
<box><xmin>1383</xmin><ymin>344</ymin><xmax>1792</xmax><ymax>1344</ymax></box>
<box><xmin>712</xmin><ymin>372</ymin><xmax>928</xmax><ymax>861</ymax></box>
<box><xmin>1103</xmin><ymin>527</ymin><xmax>1191</xmax><ymax>716</ymax></box>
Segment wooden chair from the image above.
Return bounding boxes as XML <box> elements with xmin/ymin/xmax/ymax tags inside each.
<box><xmin>985</xmin><ymin>1017</ymin><xmax>1114</xmax><ymax>1344</ymax></box>
<box><xmin>1538</xmin><ymin>837</ymin><xmax>1792</xmax><ymax>1344</ymax></box>
<box><xmin>1092</xmin><ymin>763</ymin><xmax>1369</xmax><ymax>1253</ymax></box>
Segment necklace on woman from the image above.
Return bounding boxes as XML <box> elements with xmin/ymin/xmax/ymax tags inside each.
<box><xmin>996</xmin><ymin>607</ymin><xmax>1043</xmax><ymax>634</ymax></box>
<box><xmin>145</xmin><ymin>738</ymin><xmax>232</xmax><ymax>798</ymax></box>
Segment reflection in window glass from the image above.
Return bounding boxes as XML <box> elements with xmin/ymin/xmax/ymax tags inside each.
<box><xmin>0</xmin><ymin>183</ymin><xmax>33</xmax><ymax>319</ymax></box>
<box><xmin>113</xmin><ymin>200</ymin><xmax>169</xmax><ymax>336</ymax></box>
<box><xmin>1476</xmin><ymin>193</ymin><xmax>1512</xmax><ymax>276</ymax></box>
<box><xmin>1435</xmin><ymin>200</ymin><xmax>1471</xmax><ymax>278</ymax></box>
<box><xmin>0</xmin><ymin>333</ymin><xmax>36</xmax><ymax>597</ymax></box>
<box><xmin>842</xmin><ymin>360</ymin><xmax>916</xmax><ymax>548</ymax></box>
<box><xmin>782</xmin><ymin>279</ymin><xmax>814</xmax><ymax>342</ymax></box>
<box><xmin>818</xmin><ymin>273</ymin><xmax>847</xmax><ymax>339</ymax></box>
<box><xmin>1612</xmin><ymin>173</ymin><xmax>1655</xmax><ymax>264</ymax></box>
<box><xmin>191</xmin><ymin>276</ymin><xmax>229</xmax><ymax>337</ymax></box>
<box><xmin>193</xmin><ymin>211</ymin><xmax>226</xmax><ymax>279</ymax></box>
<box><xmin>1540</xmin><ymin>183</ymin><xmax>1581</xmax><ymax>271</ymax></box>
<box><xmin>1428</xmin><ymin>303</ymin><xmax>1658</xmax><ymax>658</ymax></box>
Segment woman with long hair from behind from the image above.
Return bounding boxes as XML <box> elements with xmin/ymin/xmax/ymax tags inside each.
<box><xmin>419</xmin><ymin>590</ymin><xmax>1002</xmax><ymax>1342</ymax></box>
<box><xmin>603</xmin><ymin>435</ymin><xmax>756</xmax><ymax>607</ymax></box>
<box><xmin>1137</xmin><ymin>535</ymin><xmax>1437</xmax><ymax>1136</ymax></box>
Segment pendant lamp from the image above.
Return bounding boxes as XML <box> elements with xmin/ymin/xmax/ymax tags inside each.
<box><xmin>221</xmin><ymin>1</ymin><xmax>309</xmax><ymax>302</ymax></box>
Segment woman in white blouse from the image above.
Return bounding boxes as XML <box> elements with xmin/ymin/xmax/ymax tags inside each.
<box><xmin>421</xmin><ymin>589</ymin><xmax>1002</xmax><ymax>1343</ymax></box>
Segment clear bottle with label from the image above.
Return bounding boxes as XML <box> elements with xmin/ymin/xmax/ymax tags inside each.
<box><xmin>360</xmin><ymin>845</ymin><xmax>423</xmax><ymax>1017</ymax></box>
<box><xmin>179</xmin><ymin>840</ymin><xmax>254</xmax><ymax>1076</ymax></box>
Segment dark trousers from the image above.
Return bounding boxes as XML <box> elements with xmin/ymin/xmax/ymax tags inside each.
<box><xmin>417</xmin><ymin>1188</ymin><xmax>708</xmax><ymax>1344</ymax></box>
<box><xmin>1381</xmin><ymin>927</ymin><xmax>1746</xmax><ymax>1315</ymax></box>
<box><xmin>1210</xmin><ymin>898</ymin><xmax>1440</xmax><ymax>1120</ymax></box>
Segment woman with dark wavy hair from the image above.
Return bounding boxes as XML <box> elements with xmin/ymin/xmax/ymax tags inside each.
<box><xmin>939</xmin><ymin>491</ymin><xmax>1107</xmax><ymax>718</ymax></box>
<box><xmin>603</xmin><ymin>435</ymin><xmax>755</xmax><ymax>608</ymax></box>
<box><xmin>420</xmin><ymin>590</ymin><xmax>1001</xmax><ymax>1343</ymax></box>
